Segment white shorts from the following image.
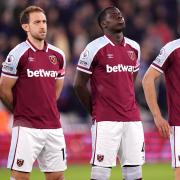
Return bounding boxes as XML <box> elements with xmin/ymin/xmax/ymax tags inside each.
<box><xmin>170</xmin><ymin>126</ymin><xmax>180</xmax><ymax>168</ymax></box>
<box><xmin>91</xmin><ymin>121</ymin><xmax>145</xmax><ymax>167</ymax></box>
<box><xmin>7</xmin><ymin>127</ymin><xmax>67</xmax><ymax>172</ymax></box>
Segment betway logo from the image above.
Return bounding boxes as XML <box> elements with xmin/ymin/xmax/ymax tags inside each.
<box><xmin>27</xmin><ymin>69</ymin><xmax>58</xmax><ymax>77</ymax></box>
<box><xmin>106</xmin><ymin>64</ymin><xmax>134</xmax><ymax>73</ymax></box>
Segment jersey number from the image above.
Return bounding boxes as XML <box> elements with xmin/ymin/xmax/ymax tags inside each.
<box><xmin>61</xmin><ymin>148</ymin><xmax>65</xmax><ymax>161</ymax></box>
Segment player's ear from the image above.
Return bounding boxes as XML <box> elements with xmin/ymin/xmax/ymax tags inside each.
<box><xmin>21</xmin><ymin>24</ymin><xmax>29</xmax><ymax>32</ymax></box>
<box><xmin>101</xmin><ymin>20</ymin><xmax>107</xmax><ymax>29</ymax></box>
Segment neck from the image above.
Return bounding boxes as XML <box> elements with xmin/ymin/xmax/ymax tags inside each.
<box><xmin>28</xmin><ymin>36</ymin><xmax>44</xmax><ymax>50</ymax></box>
<box><xmin>105</xmin><ymin>31</ymin><xmax>123</xmax><ymax>43</ymax></box>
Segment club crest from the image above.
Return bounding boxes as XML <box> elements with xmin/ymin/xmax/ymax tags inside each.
<box><xmin>127</xmin><ymin>50</ymin><xmax>136</xmax><ymax>61</ymax></box>
<box><xmin>81</xmin><ymin>50</ymin><xmax>89</xmax><ymax>59</ymax></box>
<box><xmin>97</xmin><ymin>154</ymin><xmax>104</xmax><ymax>162</ymax></box>
<box><xmin>49</xmin><ymin>55</ymin><xmax>57</xmax><ymax>65</ymax></box>
<box><xmin>17</xmin><ymin>159</ymin><xmax>24</xmax><ymax>167</ymax></box>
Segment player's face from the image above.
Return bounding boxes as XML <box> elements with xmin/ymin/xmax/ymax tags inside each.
<box><xmin>26</xmin><ymin>12</ymin><xmax>47</xmax><ymax>41</ymax></box>
<box><xmin>103</xmin><ymin>8</ymin><xmax>125</xmax><ymax>33</ymax></box>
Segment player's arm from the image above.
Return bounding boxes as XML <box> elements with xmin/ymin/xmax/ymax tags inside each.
<box><xmin>55</xmin><ymin>78</ymin><xmax>64</xmax><ymax>100</ymax></box>
<box><xmin>0</xmin><ymin>76</ymin><xmax>17</xmax><ymax>112</ymax></box>
<box><xmin>73</xmin><ymin>70</ymin><xmax>92</xmax><ymax>114</ymax></box>
<box><xmin>134</xmin><ymin>42</ymin><xmax>141</xmax><ymax>82</ymax></box>
<box><xmin>133</xmin><ymin>71</ymin><xmax>138</xmax><ymax>82</ymax></box>
<box><xmin>142</xmin><ymin>67</ymin><xmax>171</xmax><ymax>138</ymax></box>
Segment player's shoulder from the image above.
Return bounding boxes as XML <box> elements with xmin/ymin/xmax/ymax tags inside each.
<box><xmin>85</xmin><ymin>36</ymin><xmax>109</xmax><ymax>51</ymax></box>
<box><xmin>48</xmin><ymin>43</ymin><xmax>65</xmax><ymax>58</ymax></box>
<box><xmin>9</xmin><ymin>41</ymin><xmax>29</xmax><ymax>57</ymax></box>
<box><xmin>153</xmin><ymin>39</ymin><xmax>180</xmax><ymax>66</ymax></box>
<box><xmin>157</xmin><ymin>39</ymin><xmax>180</xmax><ymax>59</ymax></box>
<box><xmin>124</xmin><ymin>37</ymin><xmax>140</xmax><ymax>50</ymax></box>
<box><xmin>163</xmin><ymin>38</ymin><xmax>180</xmax><ymax>52</ymax></box>
<box><xmin>80</xmin><ymin>36</ymin><xmax>109</xmax><ymax>59</ymax></box>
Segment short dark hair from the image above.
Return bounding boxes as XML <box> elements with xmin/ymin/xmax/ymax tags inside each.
<box><xmin>97</xmin><ymin>6</ymin><xmax>116</xmax><ymax>29</ymax></box>
<box><xmin>20</xmin><ymin>6</ymin><xmax>45</xmax><ymax>25</ymax></box>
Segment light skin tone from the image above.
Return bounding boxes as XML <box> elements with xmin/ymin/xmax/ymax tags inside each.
<box><xmin>22</xmin><ymin>11</ymin><xmax>47</xmax><ymax>49</ymax></box>
<box><xmin>142</xmin><ymin>67</ymin><xmax>180</xmax><ymax>180</ymax></box>
<box><xmin>142</xmin><ymin>67</ymin><xmax>171</xmax><ymax>138</ymax></box>
<box><xmin>0</xmin><ymin>11</ymin><xmax>64</xmax><ymax>180</ymax></box>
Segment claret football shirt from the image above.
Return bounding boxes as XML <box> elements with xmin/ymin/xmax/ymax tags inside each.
<box><xmin>1</xmin><ymin>39</ymin><xmax>66</xmax><ymax>128</ymax></box>
<box><xmin>77</xmin><ymin>35</ymin><xmax>141</xmax><ymax>122</ymax></box>
<box><xmin>152</xmin><ymin>39</ymin><xmax>180</xmax><ymax>126</ymax></box>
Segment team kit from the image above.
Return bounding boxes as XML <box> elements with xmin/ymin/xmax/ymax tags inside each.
<box><xmin>1</xmin><ymin>33</ymin><xmax>179</xmax><ymax>175</ymax></box>
<box><xmin>0</xmin><ymin>5</ymin><xmax>179</xmax><ymax>180</ymax></box>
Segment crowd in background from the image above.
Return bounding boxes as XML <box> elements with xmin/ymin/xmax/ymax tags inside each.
<box><xmin>0</xmin><ymin>0</ymin><xmax>178</xmax><ymax>133</ymax></box>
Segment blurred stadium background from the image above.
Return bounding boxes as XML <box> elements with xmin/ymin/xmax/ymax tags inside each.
<box><xmin>0</xmin><ymin>0</ymin><xmax>178</xmax><ymax>179</ymax></box>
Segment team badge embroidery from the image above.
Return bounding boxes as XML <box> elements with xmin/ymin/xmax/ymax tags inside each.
<box><xmin>49</xmin><ymin>55</ymin><xmax>57</xmax><ymax>65</ymax></box>
<box><xmin>127</xmin><ymin>50</ymin><xmax>136</xmax><ymax>61</ymax></box>
<box><xmin>17</xmin><ymin>159</ymin><xmax>24</xmax><ymax>167</ymax></box>
<box><xmin>97</xmin><ymin>154</ymin><xmax>104</xmax><ymax>162</ymax></box>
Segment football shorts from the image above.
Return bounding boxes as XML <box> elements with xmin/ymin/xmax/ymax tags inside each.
<box><xmin>7</xmin><ymin>126</ymin><xmax>67</xmax><ymax>172</ymax></box>
<box><xmin>170</xmin><ymin>126</ymin><xmax>180</xmax><ymax>168</ymax></box>
<box><xmin>91</xmin><ymin>121</ymin><xmax>145</xmax><ymax>167</ymax></box>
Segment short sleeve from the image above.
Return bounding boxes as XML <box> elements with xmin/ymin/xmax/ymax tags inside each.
<box><xmin>151</xmin><ymin>47</ymin><xmax>171</xmax><ymax>73</ymax></box>
<box><xmin>1</xmin><ymin>42</ymin><xmax>28</xmax><ymax>78</ymax></box>
<box><xmin>2</xmin><ymin>53</ymin><xmax>19</xmax><ymax>78</ymax></box>
<box><xmin>134</xmin><ymin>43</ymin><xmax>140</xmax><ymax>72</ymax></box>
<box><xmin>56</xmin><ymin>51</ymin><xmax>66</xmax><ymax>79</ymax></box>
<box><xmin>76</xmin><ymin>37</ymin><xmax>109</xmax><ymax>74</ymax></box>
<box><xmin>124</xmin><ymin>37</ymin><xmax>141</xmax><ymax>73</ymax></box>
<box><xmin>77</xmin><ymin>48</ymin><xmax>94</xmax><ymax>74</ymax></box>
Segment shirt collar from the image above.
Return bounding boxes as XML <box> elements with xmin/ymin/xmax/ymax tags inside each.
<box><xmin>26</xmin><ymin>39</ymin><xmax>48</xmax><ymax>52</ymax></box>
<box><xmin>104</xmin><ymin>34</ymin><xmax>125</xmax><ymax>46</ymax></box>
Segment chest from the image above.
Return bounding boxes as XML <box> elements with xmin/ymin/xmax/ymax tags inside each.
<box><xmin>96</xmin><ymin>45</ymin><xmax>137</xmax><ymax>67</ymax></box>
<box><xmin>20</xmin><ymin>51</ymin><xmax>60</xmax><ymax>72</ymax></box>
<box><xmin>18</xmin><ymin>50</ymin><xmax>61</xmax><ymax>79</ymax></box>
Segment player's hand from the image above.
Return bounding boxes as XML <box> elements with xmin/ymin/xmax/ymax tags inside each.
<box><xmin>154</xmin><ymin>116</ymin><xmax>171</xmax><ymax>138</ymax></box>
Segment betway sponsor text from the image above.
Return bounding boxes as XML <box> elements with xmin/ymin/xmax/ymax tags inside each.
<box><xmin>27</xmin><ymin>69</ymin><xmax>58</xmax><ymax>77</ymax></box>
<box><xmin>106</xmin><ymin>64</ymin><xmax>134</xmax><ymax>73</ymax></box>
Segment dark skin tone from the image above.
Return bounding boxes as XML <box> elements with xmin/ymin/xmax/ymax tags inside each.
<box><xmin>101</xmin><ymin>7</ymin><xmax>125</xmax><ymax>43</ymax></box>
<box><xmin>74</xmin><ymin>7</ymin><xmax>137</xmax><ymax>114</ymax></box>
<box><xmin>74</xmin><ymin>8</ymin><xmax>141</xmax><ymax>178</ymax></box>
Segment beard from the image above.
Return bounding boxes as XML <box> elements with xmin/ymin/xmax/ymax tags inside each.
<box><xmin>31</xmin><ymin>31</ymin><xmax>47</xmax><ymax>41</ymax></box>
